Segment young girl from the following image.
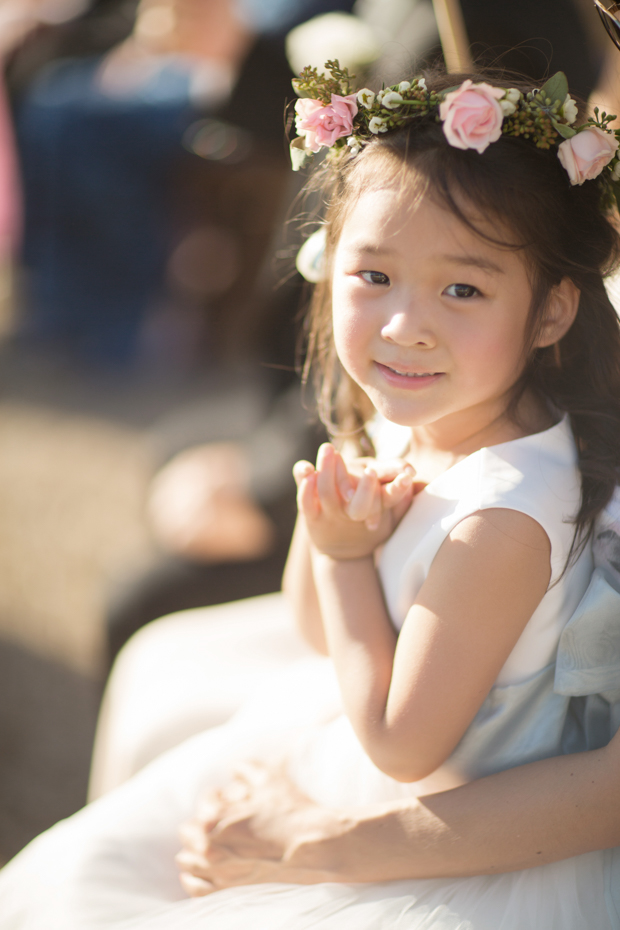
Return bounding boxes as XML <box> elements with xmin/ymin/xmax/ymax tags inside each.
<box><xmin>2</xmin><ymin>66</ymin><xmax>620</xmax><ymax>930</ymax></box>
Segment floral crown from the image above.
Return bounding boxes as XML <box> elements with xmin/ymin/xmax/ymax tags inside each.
<box><xmin>291</xmin><ymin>62</ymin><xmax>620</xmax><ymax>200</ymax></box>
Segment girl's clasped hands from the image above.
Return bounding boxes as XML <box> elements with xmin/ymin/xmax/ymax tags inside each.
<box><xmin>293</xmin><ymin>443</ymin><xmax>416</xmax><ymax>560</ymax></box>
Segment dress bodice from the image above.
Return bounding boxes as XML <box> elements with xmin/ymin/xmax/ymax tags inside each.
<box><xmin>378</xmin><ymin>417</ymin><xmax>591</xmax><ymax>684</ymax></box>
<box><xmin>370</xmin><ymin>417</ymin><xmax>618</xmax><ymax>782</ymax></box>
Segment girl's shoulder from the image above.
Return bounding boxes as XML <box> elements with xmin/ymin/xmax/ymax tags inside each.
<box><xmin>369</xmin><ymin>413</ymin><xmax>580</xmax><ymax>538</ymax></box>
<box><xmin>469</xmin><ymin>416</ymin><xmax>578</xmax><ymax>506</ymax></box>
<box><xmin>372</xmin><ymin>413</ymin><xmax>582</xmax><ymax>574</ymax></box>
<box><xmin>431</xmin><ymin>417</ymin><xmax>582</xmax><ymax>577</ymax></box>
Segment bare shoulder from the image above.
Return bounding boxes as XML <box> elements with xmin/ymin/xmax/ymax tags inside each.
<box><xmin>423</xmin><ymin>509</ymin><xmax>552</xmax><ymax>620</ymax></box>
<box><xmin>449</xmin><ymin>508</ymin><xmax>551</xmax><ymax>555</ymax></box>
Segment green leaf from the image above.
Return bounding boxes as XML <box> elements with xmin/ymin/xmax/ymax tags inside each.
<box><xmin>290</xmin><ymin>137</ymin><xmax>314</xmax><ymax>171</ymax></box>
<box><xmin>551</xmin><ymin>118</ymin><xmax>576</xmax><ymax>139</ymax></box>
<box><xmin>540</xmin><ymin>72</ymin><xmax>569</xmax><ymax>107</ymax></box>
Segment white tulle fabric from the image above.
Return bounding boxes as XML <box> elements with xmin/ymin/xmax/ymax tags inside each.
<box><xmin>0</xmin><ymin>420</ymin><xmax>618</xmax><ymax>929</ymax></box>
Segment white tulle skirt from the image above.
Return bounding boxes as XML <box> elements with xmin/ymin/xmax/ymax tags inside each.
<box><xmin>0</xmin><ymin>654</ymin><xmax>618</xmax><ymax>930</ymax></box>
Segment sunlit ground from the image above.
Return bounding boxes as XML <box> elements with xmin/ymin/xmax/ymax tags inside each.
<box><xmin>0</xmin><ymin>400</ymin><xmax>151</xmax><ymax>676</ymax></box>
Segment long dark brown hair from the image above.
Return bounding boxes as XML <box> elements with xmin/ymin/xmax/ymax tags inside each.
<box><xmin>301</xmin><ymin>69</ymin><xmax>620</xmax><ymax>547</ymax></box>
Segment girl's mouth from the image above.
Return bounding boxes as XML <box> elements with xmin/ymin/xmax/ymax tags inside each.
<box><xmin>376</xmin><ymin>362</ymin><xmax>443</xmax><ymax>388</ymax></box>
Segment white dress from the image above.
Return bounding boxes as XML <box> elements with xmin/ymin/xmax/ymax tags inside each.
<box><xmin>2</xmin><ymin>417</ymin><xmax>620</xmax><ymax>930</ymax></box>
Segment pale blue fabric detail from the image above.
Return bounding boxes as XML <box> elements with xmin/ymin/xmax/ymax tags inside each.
<box><xmin>605</xmin><ymin>847</ymin><xmax>620</xmax><ymax>930</ymax></box>
<box><xmin>561</xmin><ymin>693</ymin><xmax>618</xmax><ymax>753</ymax></box>
<box><xmin>563</xmin><ymin>500</ymin><xmax>620</xmax><ymax>930</ymax></box>
<box><xmin>448</xmin><ymin>665</ymin><xmax>571</xmax><ymax>780</ymax></box>
<box><xmin>554</xmin><ymin>569</ymin><xmax>620</xmax><ymax>701</ymax></box>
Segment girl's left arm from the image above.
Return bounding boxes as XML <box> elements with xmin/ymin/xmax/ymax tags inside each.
<box><xmin>311</xmin><ymin>507</ymin><xmax>551</xmax><ymax>783</ymax></box>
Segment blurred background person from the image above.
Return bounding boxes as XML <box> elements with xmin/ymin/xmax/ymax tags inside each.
<box><xmin>8</xmin><ymin>0</ymin><xmax>292</xmax><ymax>367</ymax></box>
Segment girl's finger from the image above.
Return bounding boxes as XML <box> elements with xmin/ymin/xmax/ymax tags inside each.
<box><xmin>315</xmin><ymin>443</ymin><xmax>341</xmax><ymax>514</ymax></box>
<box><xmin>346</xmin><ymin>467</ymin><xmax>379</xmax><ymax>523</ymax></box>
<box><xmin>292</xmin><ymin>460</ymin><xmax>314</xmax><ymax>487</ymax></box>
<box><xmin>179</xmin><ymin>871</ymin><xmax>216</xmax><ymax>896</ymax></box>
<box><xmin>334</xmin><ymin>449</ymin><xmax>355</xmax><ymax>503</ymax></box>
<box><xmin>296</xmin><ymin>473</ymin><xmax>320</xmax><ymax>520</ymax></box>
<box><xmin>221</xmin><ymin>778</ymin><xmax>250</xmax><ymax>804</ymax></box>
<box><xmin>365</xmin><ymin>497</ymin><xmax>382</xmax><ymax>531</ymax></box>
<box><xmin>365</xmin><ymin>473</ymin><xmax>383</xmax><ymax>531</ymax></box>
<box><xmin>351</xmin><ymin>458</ymin><xmax>415</xmax><ymax>484</ymax></box>
<box><xmin>233</xmin><ymin>759</ymin><xmax>269</xmax><ymax>788</ymax></box>
<box><xmin>195</xmin><ymin>788</ymin><xmax>225</xmax><ymax>828</ymax></box>
<box><xmin>176</xmin><ymin>849</ymin><xmax>209</xmax><ymax>874</ymax></box>
<box><xmin>381</xmin><ymin>469</ymin><xmax>414</xmax><ymax>509</ymax></box>
<box><xmin>179</xmin><ymin>819</ymin><xmax>209</xmax><ymax>853</ymax></box>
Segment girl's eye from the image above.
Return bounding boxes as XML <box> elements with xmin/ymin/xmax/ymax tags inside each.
<box><xmin>443</xmin><ymin>283</ymin><xmax>480</xmax><ymax>299</ymax></box>
<box><xmin>359</xmin><ymin>270</ymin><xmax>390</xmax><ymax>286</ymax></box>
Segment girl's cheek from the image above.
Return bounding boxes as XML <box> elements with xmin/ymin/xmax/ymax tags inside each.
<box><xmin>463</xmin><ymin>331</ymin><xmax>527</xmax><ymax>389</ymax></box>
<box><xmin>333</xmin><ymin>314</ymin><xmax>368</xmax><ymax>381</ymax></box>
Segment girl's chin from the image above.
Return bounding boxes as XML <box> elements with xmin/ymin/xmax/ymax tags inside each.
<box><xmin>363</xmin><ymin>390</ymin><xmax>442</xmax><ymax>429</ymax></box>
<box><xmin>367</xmin><ymin>399</ymin><xmax>430</xmax><ymax>430</ymax></box>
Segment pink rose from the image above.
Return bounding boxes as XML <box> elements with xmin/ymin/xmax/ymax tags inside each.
<box><xmin>439</xmin><ymin>80</ymin><xmax>505</xmax><ymax>154</ymax></box>
<box><xmin>557</xmin><ymin>127</ymin><xmax>619</xmax><ymax>185</ymax></box>
<box><xmin>295</xmin><ymin>93</ymin><xmax>358</xmax><ymax>152</ymax></box>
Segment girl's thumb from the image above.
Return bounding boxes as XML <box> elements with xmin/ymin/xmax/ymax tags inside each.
<box><xmin>293</xmin><ymin>460</ymin><xmax>315</xmax><ymax>486</ymax></box>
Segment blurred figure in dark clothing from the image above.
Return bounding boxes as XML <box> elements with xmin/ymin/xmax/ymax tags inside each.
<box><xmin>106</xmin><ymin>378</ymin><xmax>326</xmax><ymax>662</ymax></box>
<box><xmin>8</xmin><ymin>0</ymin><xmax>278</xmax><ymax>365</ymax></box>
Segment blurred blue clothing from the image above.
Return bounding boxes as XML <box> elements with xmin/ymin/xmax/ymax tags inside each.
<box><xmin>239</xmin><ymin>0</ymin><xmax>355</xmax><ymax>35</ymax></box>
<box><xmin>16</xmin><ymin>56</ymin><xmax>199</xmax><ymax>364</ymax></box>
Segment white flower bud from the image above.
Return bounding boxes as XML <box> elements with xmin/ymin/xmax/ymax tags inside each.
<box><xmin>382</xmin><ymin>91</ymin><xmax>403</xmax><ymax>110</ymax></box>
<box><xmin>369</xmin><ymin>116</ymin><xmax>388</xmax><ymax>134</ymax></box>
<box><xmin>500</xmin><ymin>99</ymin><xmax>516</xmax><ymax>116</ymax></box>
<box><xmin>376</xmin><ymin>89</ymin><xmax>385</xmax><ymax>103</ymax></box>
<box><xmin>562</xmin><ymin>94</ymin><xmax>578</xmax><ymax>125</ymax></box>
<box><xmin>505</xmin><ymin>88</ymin><xmax>520</xmax><ymax>104</ymax></box>
<box><xmin>347</xmin><ymin>135</ymin><xmax>362</xmax><ymax>155</ymax></box>
<box><xmin>357</xmin><ymin>88</ymin><xmax>375</xmax><ymax>109</ymax></box>
<box><xmin>398</xmin><ymin>81</ymin><xmax>411</xmax><ymax>93</ymax></box>
<box><xmin>417</xmin><ymin>77</ymin><xmax>427</xmax><ymax>91</ymax></box>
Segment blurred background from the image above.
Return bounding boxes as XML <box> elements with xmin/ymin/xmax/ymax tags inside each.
<box><xmin>0</xmin><ymin>0</ymin><xmax>614</xmax><ymax>865</ymax></box>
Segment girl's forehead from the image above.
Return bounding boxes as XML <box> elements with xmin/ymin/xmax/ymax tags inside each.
<box><xmin>337</xmin><ymin>187</ymin><xmax>507</xmax><ymax>256</ymax></box>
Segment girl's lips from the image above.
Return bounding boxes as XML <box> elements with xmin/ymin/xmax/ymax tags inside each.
<box><xmin>376</xmin><ymin>362</ymin><xmax>444</xmax><ymax>389</ymax></box>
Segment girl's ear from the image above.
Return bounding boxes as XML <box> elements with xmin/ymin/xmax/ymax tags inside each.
<box><xmin>534</xmin><ymin>278</ymin><xmax>580</xmax><ymax>348</ymax></box>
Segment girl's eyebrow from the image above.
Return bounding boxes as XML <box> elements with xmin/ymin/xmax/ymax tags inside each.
<box><xmin>342</xmin><ymin>242</ymin><xmax>393</xmax><ymax>255</ymax></box>
<box><xmin>342</xmin><ymin>243</ymin><xmax>505</xmax><ymax>275</ymax></box>
<box><xmin>442</xmin><ymin>254</ymin><xmax>505</xmax><ymax>275</ymax></box>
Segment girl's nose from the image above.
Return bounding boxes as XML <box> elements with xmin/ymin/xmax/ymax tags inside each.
<box><xmin>380</xmin><ymin>310</ymin><xmax>436</xmax><ymax>348</ymax></box>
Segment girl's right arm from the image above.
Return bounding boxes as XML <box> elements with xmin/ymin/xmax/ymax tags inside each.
<box><xmin>282</xmin><ymin>451</ymin><xmax>414</xmax><ymax>657</ymax></box>
<box><xmin>282</xmin><ymin>514</ymin><xmax>328</xmax><ymax>656</ymax></box>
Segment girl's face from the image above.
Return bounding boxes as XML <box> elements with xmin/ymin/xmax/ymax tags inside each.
<box><xmin>331</xmin><ymin>184</ymin><xmax>538</xmax><ymax>446</ymax></box>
